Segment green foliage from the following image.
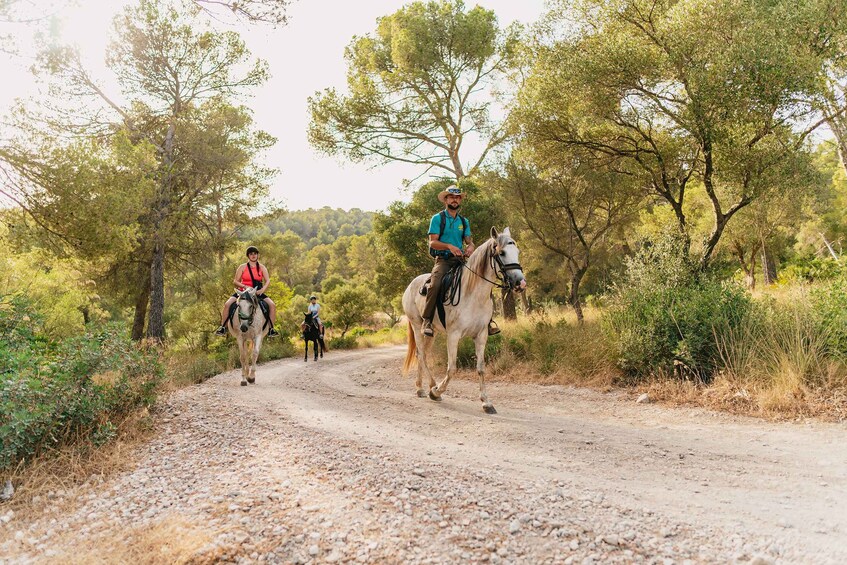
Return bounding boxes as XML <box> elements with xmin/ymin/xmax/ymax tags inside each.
<box><xmin>250</xmin><ymin>208</ymin><xmax>374</xmax><ymax>249</ymax></box>
<box><xmin>324</xmin><ymin>283</ymin><xmax>378</xmax><ymax>337</ymax></box>
<box><xmin>811</xmin><ymin>275</ymin><xmax>847</xmax><ymax>356</ymax></box>
<box><xmin>604</xmin><ymin>235</ymin><xmax>752</xmax><ymax>380</ymax></box>
<box><xmin>781</xmin><ymin>257</ymin><xmax>846</xmax><ymax>283</ymax></box>
<box><xmin>328</xmin><ymin>335</ymin><xmax>358</xmax><ymax>349</ymax></box>
<box><xmin>373</xmin><ymin>178</ymin><xmax>506</xmax><ymax>298</ymax></box>
<box><xmin>308</xmin><ymin>0</ymin><xmax>518</xmax><ymax>178</ymax></box>
<box><xmin>0</xmin><ymin>295</ymin><xmax>161</xmax><ymax>470</ymax></box>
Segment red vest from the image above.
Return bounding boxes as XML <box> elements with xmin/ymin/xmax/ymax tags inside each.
<box><xmin>240</xmin><ymin>262</ymin><xmax>264</xmax><ymax>287</ymax></box>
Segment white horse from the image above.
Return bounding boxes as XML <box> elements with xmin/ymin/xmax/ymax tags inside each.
<box><xmin>402</xmin><ymin>227</ymin><xmax>527</xmax><ymax>414</ymax></box>
<box><xmin>227</xmin><ymin>287</ymin><xmax>268</xmax><ymax>386</ymax></box>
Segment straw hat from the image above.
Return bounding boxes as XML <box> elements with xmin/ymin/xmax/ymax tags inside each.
<box><xmin>437</xmin><ymin>185</ymin><xmax>464</xmax><ymax>203</ymax></box>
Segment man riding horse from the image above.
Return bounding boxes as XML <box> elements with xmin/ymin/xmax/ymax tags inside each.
<box><xmin>307</xmin><ymin>295</ymin><xmax>325</xmax><ymax>336</ymax></box>
<box><xmin>421</xmin><ymin>185</ymin><xmax>500</xmax><ymax>338</ymax></box>
<box><xmin>215</xmin><ymin>245</ymin><xmax>279</xmax><ymax>337</ymax></box>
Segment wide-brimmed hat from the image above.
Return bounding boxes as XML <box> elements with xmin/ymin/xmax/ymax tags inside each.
<box><xmin>437</xmin><ymin>185</ymin><xmax>464</xmax><ymax>203</ymax></box>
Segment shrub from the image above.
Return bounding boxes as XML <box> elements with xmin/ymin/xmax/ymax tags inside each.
<box><xmin>810</xmin><ymin>275</ymin><xmax>847</xmax><ymax>356</ymax></box>
<box><xmin>329</xmin><ymin>335</ymin><xmax>358</xmax><ymax>349</ymax></box>
<box><xmin>1</xmin><ymin>295</ymin><xmax>161</xmax><ymax>471</ymax></box>
<box><xmin>603</xmin><ymin>235</ymin><xmax>752</xmax><ymax>381</ymax></box>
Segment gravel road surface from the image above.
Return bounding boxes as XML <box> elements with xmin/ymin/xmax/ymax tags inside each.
<box><xmin>2</xmin><ymin>345</ymin><xmax>845</xmax><ymax>564</ymax></box>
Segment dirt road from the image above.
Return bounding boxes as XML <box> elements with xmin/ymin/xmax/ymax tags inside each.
<box><xmin>2</xmin><ymin>346</ymin><xmax>846</xmax><ymax>564</ymax></box>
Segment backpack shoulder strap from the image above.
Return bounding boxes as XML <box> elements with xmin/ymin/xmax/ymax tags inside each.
<box><xmin>438</xmin><ymin>210</ymin><xmax>447</xmax><ymax>238</ymax></box>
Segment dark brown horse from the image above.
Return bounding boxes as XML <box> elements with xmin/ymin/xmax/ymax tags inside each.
<box><xmin>300</xmin><ymin>312</ymin><xmax>326</xmax><ymax>362</ymax></box>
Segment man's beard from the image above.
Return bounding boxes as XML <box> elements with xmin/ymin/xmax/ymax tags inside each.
<box><xmin>448</xmin><ymin>202</ymin><xmax>461</xmax><ymax>211</ymax></box>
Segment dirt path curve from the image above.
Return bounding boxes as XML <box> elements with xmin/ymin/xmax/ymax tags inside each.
<box><xmin>2</xmin><ymin>346</ymin><xmax>846</xmax><ymax>564</ymax></box>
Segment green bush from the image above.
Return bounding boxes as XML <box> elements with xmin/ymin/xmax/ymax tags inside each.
<box><xmin>329</xmin><ymin>335</ymin><xmax>358</xmax><ymax>349</ymax></box>
<box><xmin>0</xmin><ymin>295</ymin><xmax>161</xmax><ymax>470</ymax></box>
<box><xmin>603</xmin><ymin>235</ymin><xmax>752</xmax><ymax>381</ymax></box>
<box><xmin>455</xmin><ymin>334</ymin><xmax>504</xmax><ymax>370</ymax></box>
<box><xmin>811</xmin><ymin>275</ymin><xmax>847</xmax><ymax>356</ymax></box>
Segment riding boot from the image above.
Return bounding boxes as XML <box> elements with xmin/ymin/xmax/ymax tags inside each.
<box><xmin>422</xmin><ymin>318</ymin><xmax>434</xmax><ymax>337</ymax></box>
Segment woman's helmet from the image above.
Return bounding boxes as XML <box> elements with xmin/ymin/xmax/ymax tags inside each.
<box><xmin>246</xmin><ymin>245</ymin><xmax>259</xmax><ymax>257</ymax></box>
<box><xmin>310</xmin><ymin>295</ymin><xmax>317</xmax><ymax>300</ymax></box>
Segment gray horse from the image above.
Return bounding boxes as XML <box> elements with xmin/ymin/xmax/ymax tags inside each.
<box><xmin>228</xmin><ymin>287</ymin><xmax>268</xmax><ymax>386</ymax></box>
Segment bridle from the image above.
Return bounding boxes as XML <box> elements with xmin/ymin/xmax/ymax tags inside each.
<box><xmin>237</xmin><ymin>291</ymin><xmax>257</xmax><ymax>327</ymax></box>
<box><xmin>462</xmin><ymin>239</ymin><xmax>524</xmax><ymax>291</ymax></box>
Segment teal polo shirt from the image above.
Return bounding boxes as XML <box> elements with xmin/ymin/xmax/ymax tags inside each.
<box><xmin>428</xmin><ymin>210</ymin><xmax>471</xmax><ymax>255</ymax></box>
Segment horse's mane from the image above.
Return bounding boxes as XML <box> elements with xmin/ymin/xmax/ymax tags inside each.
<box><xmin>464</xmin><ymin>236</ymin><xmax>499</xmax><ymax>294</ymax></box>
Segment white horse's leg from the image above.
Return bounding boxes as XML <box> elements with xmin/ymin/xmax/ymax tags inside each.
<box><xmin>248</xmin><ymin>336</ymin><xmax>260</xmax><ymax>384</ymax></box>
<box><xmin>420</xmin><ymin>328</ymin><xmax>438</xmax><ymax>396</ymax></box>
<box><xmin>474</xmin><ymin>331</ymin><xmax>495</xmax><ymax>414</ymax></box>
<box><xmin>238</xmin><ymin>337</ymin><xmax>248</xmax><ymax>386</ymax></box>
<box><xmin>430</xmin><ymin>331</ymin><xmax>459</xmax><ymax>401</ymax></box>
<box><xmin>410</xmin><ymin>324</ymin><xmax>427</xmax><ymax>397</ymax></box>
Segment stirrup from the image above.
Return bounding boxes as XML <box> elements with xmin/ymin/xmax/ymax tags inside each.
<box><xmin>214</xmin><ymin>325</ymin><xmax>227</xmax><ymax>336</ymax></box>
<box><xmin>422</xmin><ymin>320</ymin><xmax>434</xmax><ymax>337</ymax></box>
<box><xmin>268</xmin><ymin>327</ymin><xmax>279</xmax><ymax>337</ymax></box>
<box><xmin>487</xmin><ymin>320</ymin><xmax>501</xmax><ymax>336</ymax></box>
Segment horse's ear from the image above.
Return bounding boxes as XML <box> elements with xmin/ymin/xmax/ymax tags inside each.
<box><xmin>503</xmin><ymin>227</ymin><xmax>511</xmax><ymax>236</ymax></box>
<box><xmin>490</xmin><ymin>226</ymin><xmax>499</xmax><ymax>239</ymax></box>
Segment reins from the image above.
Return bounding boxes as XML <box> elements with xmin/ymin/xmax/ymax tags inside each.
<box><xmin>460</xmin><ymin>243</ymin><xmax>523</xmax><ymax>291</ymax></box>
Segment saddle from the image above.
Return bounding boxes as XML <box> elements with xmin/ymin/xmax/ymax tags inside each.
<box><xmin>419</xmin><ymin>262</ymin><xmax>464</xmax><ymax>329</ymax></box>
<box><xmin>227</xmin><ymin>299</ymin><xmax>271</xmax><ymax>331</ymax></box>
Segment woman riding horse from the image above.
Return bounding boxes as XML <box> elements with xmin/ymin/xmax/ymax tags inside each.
<box><xmin>215</xmin><ymin>246</ymin><xmax>279</xmax><ymax>337</ymax></box>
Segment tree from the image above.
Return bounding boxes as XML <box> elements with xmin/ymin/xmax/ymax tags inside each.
<box><xmin>324</xmin><ymin>283</ymin><xmax>377</xmax><ymax>337</ymax></box>
<box><xmin>4</xmin><ymin>0</ymin><xmax>273</xmax><ymax>341</ymax></box>
<box><xmin>497</xmin><ymin>153</ymin><xmax>641</xmax><ymax>321</ymax></box>
<box><xmin>519</xmin><ymin>0</ymin><xmax>845</xmax><ymax>269</ymax></box>
<box><xmin>193</xmin><ymin>0</ymin><xmax>290</xmax><ymax>25</ymax></box>
<box><xmin>308</xmin><ymin>0</ymin><xmax>519</xmax><ymax>179</ymax></box>
<box><xmin>372</xmin><ymin>178</ymin><xmax>504</xmax><ymax>297</ymax></box>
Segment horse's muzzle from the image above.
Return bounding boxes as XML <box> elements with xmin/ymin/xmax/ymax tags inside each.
<box><xmin>240</xmin><ymin>323</ymin><xmax>249</xmax><ymax>333</ymax></box>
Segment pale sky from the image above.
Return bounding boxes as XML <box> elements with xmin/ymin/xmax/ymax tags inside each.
<box><xmin>0</xmin><ymin>0</ymin><xmax>548</xmax><ymax>212</ymax></box>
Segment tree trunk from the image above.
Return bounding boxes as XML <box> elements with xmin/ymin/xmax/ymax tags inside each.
<box><xmin>828</xmin><ymin>115</ymin><xmax>847</xmax><ymax>175</ymax></box>
<box><xmin>569</xmin><ymin>266</ymin><xmax>587</xmax><ymax>323</ymax></box>
<box><xmin>519</xmin><ymin>291</ymin><xmax>531</xmax><ymax>315</ymax></box>
<box><xmin>146</xmin><ymin>122</ymin><xmax>176</xmax><ymax>343</ymax></box>
<box><xmin>146</xmin><ymin>240</ymin><xmax>166</xmax><ymax>341</ymax></box>
<box><xmin>131</xmin><ymin>279</ymin><xmax>150</xmax><ymax>341</ymax></box>
<box><xmin>761</xmin><ymin>246</ymin><xmax>777</xmax><ymax>286</ymax></box>
<box><xmin>501</xmin><ymin>288</ymin><xmax>517</xmax><ymax>320</ymax></box>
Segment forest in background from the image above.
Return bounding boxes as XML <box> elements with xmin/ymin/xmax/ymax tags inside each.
<box><xmin>3</xmin><ymin>0</ymin><xmax>847</xmax><ymax>475</ymax></box>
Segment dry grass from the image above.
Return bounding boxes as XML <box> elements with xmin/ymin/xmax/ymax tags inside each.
<box><xmin>45</xmin><ymin>514</ymin><xmax>220</xmax><ymax>565</ymax></box>
<box><xmin>0</xmin><ymin>407</ymin><xmax>155</xmax><ymax>522</ymax></box>
<box><xmin>437</xmin><ymin>302</ymin><xmax>847</xmax><ymax>422</ymax></box>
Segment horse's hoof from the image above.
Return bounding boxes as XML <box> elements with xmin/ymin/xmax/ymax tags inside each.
<box><xmin>429</xmin><ymin>389</ymin><xmax>442</xmax><ymax>401</ymax></box>
<box><xmin>483</xmin><ymin>405</ymin><xmax>497</xmax><ymax>414</ymax></box>
<box><xmin>247</xmin><ymin>377</ymin><xmax>255</xmax><ymax>384</ymax></box>
<box><xmin>240</xmin><ymin>381</ymin><xmax>247</xmax><ymax>387</ymax></box>
<box><xmin>416</xmin><ymin>390</ymin><xmax>427</xmax><ymax>398</ymax></box>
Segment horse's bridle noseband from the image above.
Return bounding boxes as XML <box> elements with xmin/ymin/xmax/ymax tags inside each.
<box><xmin>237</xmin><ymin>292</ymin><xmax>257</xmax><ymax>327</ymax></box>
<box><xmin>490</xmin><ymin>244</ymin><xmax>524</xmax><ymax>291</ymax></box>
<box><xmin>460</xmin><ymin>240</ymin><xmax>524</xmax><ymax>291</ymax></box>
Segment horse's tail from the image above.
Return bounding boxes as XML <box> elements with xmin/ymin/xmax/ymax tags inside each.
<box><xmin>403</xmin><ymin>321</ymin><xmax>417</xmax><ymax>375</ymax></box>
